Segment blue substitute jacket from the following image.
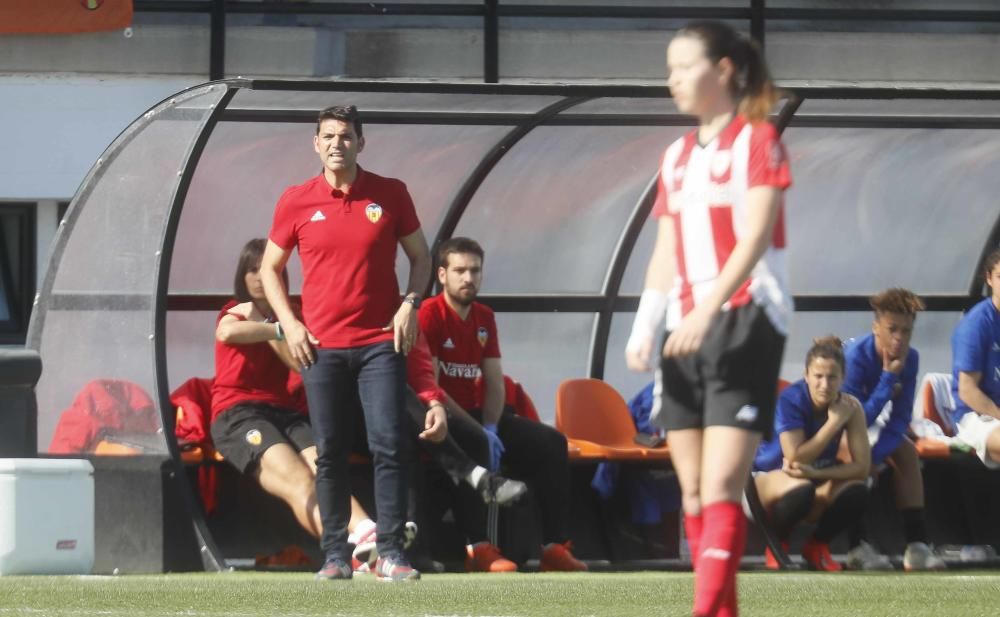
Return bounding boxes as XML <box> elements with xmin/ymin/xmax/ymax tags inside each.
<box><xmin>842</xmin><ymin>332</ymin><xmax>918</xmax><ymax>466</ymax></box>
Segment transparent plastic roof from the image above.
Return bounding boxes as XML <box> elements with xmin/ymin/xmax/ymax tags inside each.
<box><xmin>29</xmin><ymin>79</ymin><xmax>1000</xmax><ymax>444</ymax></box>
<box><xmin>32</xmin><ymin>83</ymin><xmax>228</xmax><ymax>454</ymax></box>
<box><xmin>170</xmin><ymin>122</ymin><xmax>510</xmax><ymax>294</ymax></box>
<box><xmin>456</xmin><ymin>125</ymin><xmax>684</xmax><ymax>293</ymax></box>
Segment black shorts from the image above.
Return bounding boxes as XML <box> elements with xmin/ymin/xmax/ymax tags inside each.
<box><xmin>210</xmin><ymin>402</ymin><xmax>315</xmax><ymax>473</ymax></box>
<box><xmin>653</xmin><ymin>302</ymin><xmax>785</xmax><ymax>438</ymax></box>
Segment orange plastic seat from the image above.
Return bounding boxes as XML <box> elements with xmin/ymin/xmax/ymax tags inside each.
<box><xmin>914</xmin><ymin>438</ymin><xmax>950</xmax><ymax>458</ymax></box>
<box><xmin>915</xmin><ymin>379</ymin><xmax>956</xmax><ymax>458</ymax></box>
<box><xmin>93</xmin><ymin>440</ymin><xmax>143</xmax><ymax>456</ymax></box>
<box><xmin>555</xmin><ymin>378</ymin><xmax>670</xmax><ymax>462</ymax></box>
<box><xmin>179</xmin><ymin>444</ymin><xmax>226</xmax><ymax>465</ymax></box>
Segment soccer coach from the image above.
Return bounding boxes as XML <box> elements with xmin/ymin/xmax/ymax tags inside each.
<box><xmin>260</xmin><ymin>105</ymin><xmax>432</xmax><ymax>582</ymax></box>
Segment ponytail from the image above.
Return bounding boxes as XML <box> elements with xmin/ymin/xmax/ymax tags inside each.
<box><xmin>731</xmin><ymin>36</ymin><xmax>781</xmax><ymax>122</ymax></box>
<box><xmin>675</xmin><ymin>21</ymin><xmax>782</xmax><ymax>123</ymax></box>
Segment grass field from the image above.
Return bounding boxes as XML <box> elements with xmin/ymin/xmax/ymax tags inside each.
<box><xmin>1</xmin><ymin>571</ymin><xmax>999</xmax><ymax>617</ymax></box>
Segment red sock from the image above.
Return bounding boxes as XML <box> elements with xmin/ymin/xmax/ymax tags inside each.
<box><xmin>685</xmin><ymin>512</ymin><xmax>703</xmax><ymax>572</ymax></box>
<box><xmin>693</xmin><ymin>502</ymin><xmax>745</xmax><ymax>617</ymax></box>
<box><xmin>716</xmin><ymin>507</ymin><xmax>747</xmax><ymax>617</ymax></box>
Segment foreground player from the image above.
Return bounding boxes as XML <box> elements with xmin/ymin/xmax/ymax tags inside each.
<box><xmin>626</xmin><ymin>21</ymin><xmax>791</xmax><ymax>617</ymax></box>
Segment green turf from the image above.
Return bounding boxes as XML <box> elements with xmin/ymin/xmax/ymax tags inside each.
<box><xmin>1</xmin><ymin>571</ymin><xmax>999</xmax><ymax>617</ymax></box>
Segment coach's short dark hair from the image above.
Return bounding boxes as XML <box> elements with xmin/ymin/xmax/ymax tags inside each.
<box><xmin>437</xmin><ymin>237</ymin><xmax>485</xmax><ymax>270</ymax></box>
<box><xmin>316</xmin><ymin>105</ymin><xmax>362</xmax><ymax>138</ymax></box>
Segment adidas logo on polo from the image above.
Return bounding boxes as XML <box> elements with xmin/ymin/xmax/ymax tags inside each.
<box><xmin>310</xmin><ymin>210</ymin><xmax>326</xmax><ymax>222</ymax></box>
<box><xmin>443</xmin><ymin>338</ymin><xmax>456</xmax><ymax>349</ymax></box>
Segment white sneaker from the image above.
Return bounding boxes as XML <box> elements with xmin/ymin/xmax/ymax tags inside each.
<box><xmin>904</xmin><ymin>542</ymin><xmax>946</xmax><ymax>571</ymax></box>
<box><xmin>845</xmin><ymin>541</ymin><xmax>893</xmax><ymax>571</ymax></box>
<box><xmin>403</xmin><ymin>521</ymin><xmax>418</xmax><ymax>549</ymax></box>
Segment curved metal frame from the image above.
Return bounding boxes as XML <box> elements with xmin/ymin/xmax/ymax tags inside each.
<box><xmin>427</xmin><ymin>95</ymin><xmax>591</xmax><ymax>296</ymax></box>
<box><xmin>589</xmin><ymin>175</ymin><xmax>660</xmax><ymax>378</ymax></box>
<box><xmin>152</xmin><ymin>84</ymin><xmax>239</xmax><ymax>572</ymax></box>
<box><xmin>27</xmin><ymin>79</ymin><xmax>250</xmax><ymax>347</ymax></box>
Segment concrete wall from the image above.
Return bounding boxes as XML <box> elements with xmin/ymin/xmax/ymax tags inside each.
<box><xmin>0</xmin><ymin>75</ymin><xmax>201</xmax><ymax>294</ymax></box>
<box><xmin>0</xmin><ymin>75</ymin><xmax>201</xmax><ymax>201</ymax></box>
<box><xmin>2</xmin><ymin>24</ymin><xmax>998</xmax><ymax>83</ymax></box>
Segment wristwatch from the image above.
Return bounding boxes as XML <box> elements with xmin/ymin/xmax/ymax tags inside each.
<box><xmin>403</xmin><ymin>294</ymin><xmax>421</xmax><ymax>309</ymax></box>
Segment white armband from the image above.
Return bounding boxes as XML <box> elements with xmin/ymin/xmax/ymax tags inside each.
<box><xmin>625</xmin><ymin>289</ymin><xmax>668</xmax><ymax>356</ymax></box>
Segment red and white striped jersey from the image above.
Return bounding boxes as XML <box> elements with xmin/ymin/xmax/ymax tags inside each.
<box><xmin>651</xmin><ymin>115</ymin><xmax>792</xmax><ymax>334</ymax></box>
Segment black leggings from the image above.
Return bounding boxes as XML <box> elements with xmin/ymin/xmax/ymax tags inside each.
<box><xmin>813</xmin><ymin>483</ymin><xmax>869</xmax><ymax>544</ymax></box>
<box><xmin>770</xmin><ymin>483</ymin><xmax>816</xmax><ymax>540</ymax></box>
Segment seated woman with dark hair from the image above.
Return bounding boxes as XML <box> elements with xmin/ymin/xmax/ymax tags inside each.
<box><xmin>211</xmin><ymin>238</ymin><xmax>393</xmax><ymax>564</ymax></box>
<box><xmin>751</xmin><ymin>336</ymin><xmax>871</xmax><ymax>571</ymax></box>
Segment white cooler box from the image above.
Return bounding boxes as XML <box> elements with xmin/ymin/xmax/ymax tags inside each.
<box><xmin>0</xmin><ymin>459</ymin><xmax>95</xmax><ymax>575</ymax></box>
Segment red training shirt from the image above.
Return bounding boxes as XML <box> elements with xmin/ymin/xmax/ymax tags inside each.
<box><xmin>211</xmin><ymin>299</ymin><xmax>304</xmax><ymax>421</ymax></box>
<box><xmin>418</xmin><ymin>294</ymin><xmax>501</xmax><ymax>411</ymax></box>
<box><xmin>407</xmin><ymin>334</ymin><xmax>448</xmax><ymax>407</ymax></box>
<box><xmin>268</xmin><ymin>166</ymin><xmax>422</xmax><ymax>348</ymax></box>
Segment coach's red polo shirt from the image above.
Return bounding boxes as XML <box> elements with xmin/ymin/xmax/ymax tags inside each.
<box><xmin>269</xmin><ymin>166</ymin><xmax>421</xmax><ymax>348</ymax></box>
<box><xmin>419</xmin><ymin>294</ymin><xmax>502</xmax><ymax>411</ymax></box>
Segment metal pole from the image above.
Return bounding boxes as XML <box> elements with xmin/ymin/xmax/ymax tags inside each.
<box><xmin>484</xmin><ymin>0</ymin><xmax>499</xmax><ymax>83</ymax></box>
<box><xmin>751</xmin><ymin>0</ymin><xmax>765</xmax><ymax>49</ymax></box>
<box><xmin>209</xmin><ymin>0</ymin><xmax>225</xmax><ymax>80</ymax></box>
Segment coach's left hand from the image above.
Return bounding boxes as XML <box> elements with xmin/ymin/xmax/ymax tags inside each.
<box><xmin>385</xmin><ymin>300</ymin><xmax>418</xmax><ymax>355</ymax></box>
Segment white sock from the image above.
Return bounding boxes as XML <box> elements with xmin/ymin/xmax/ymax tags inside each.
<box><xmin>348</xmin><ymin>518</ymin><xmax>376</xmax><ymax>545</ymax></box>
<box><xmin>466</xmin><ymin>466</ymin><xmax>487</xmax><ymax>489</ymax></box>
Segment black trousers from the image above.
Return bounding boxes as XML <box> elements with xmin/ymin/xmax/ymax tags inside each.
<box><xmin>470</xmin><ymin>407</ymin><xmax>572</xmax><ymax>545</ymax></box>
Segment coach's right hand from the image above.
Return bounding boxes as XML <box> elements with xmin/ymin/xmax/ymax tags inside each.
<box><xmin>285</xmin><ymin>320</ymin><xmax>319</xmax><ymax>369</ymax></box>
